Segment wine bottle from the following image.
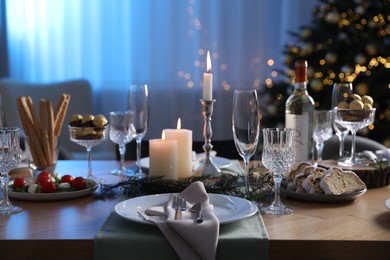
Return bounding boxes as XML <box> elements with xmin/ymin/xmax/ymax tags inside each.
<box><xmin>285</xmin><ymin>60</ymin><xmax>314</xmax><ymax>162</ymax></box>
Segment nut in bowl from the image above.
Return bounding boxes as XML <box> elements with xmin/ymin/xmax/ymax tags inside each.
<box><xmin>335</xmin><ymin>108</ymin><xmax>376</xmax><ymax>124</ymax></box>
<box><xmin>68</xmin><ymin>114</ymin><xmax>109</xmax><ymax>181</ymax></box>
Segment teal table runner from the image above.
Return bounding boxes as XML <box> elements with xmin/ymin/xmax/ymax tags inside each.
<box><xmin>94</xmin><ymin>211</ymin><xmax>268</xmax><ymax>260</ymax></box>
<box><xmin>94</xmin><ymin>160</ymin><xmax>268</xmax><ymax>260</ymax></box>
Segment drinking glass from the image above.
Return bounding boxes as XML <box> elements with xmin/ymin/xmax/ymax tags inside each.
<box><xmin>261</xmin><ymin>128</ymin><xmax>295</xmax><ymax>215</ymax></box>
<box><xmin>69</xmin><ymin>125</ymin><xmax>109</xmax><ymax>181</ymax></box>
<box><xmin>0</xmin><ymin>127</ymin><xmax>22</xmax><ymax>215</ymax></box>
<box><xmin>128</xmin><ymin>84</ymin><xmax>149</xmax><ymax>176</ymax></box>
<box><xmin>232</xmin><ymin>90</ymin><xmax>260</xmax><ymax>197</ymax></box>
<box><xmin>332</xmin><ymin>83</ymin><xmax>352</xmax><ymax>159</ymax></box>
<box><xmin>334</xmin><ymin>108</ymin><xmax>376</xmax><ymax>166</ymax></box>
<box><xmin>109</xmin><ymin>110</ymin><xmax>135</xmax><ymax>175</ymax></box>
<box><xmin>312</xmin><ymin>110</ymin><xmax>333</xmax><ymax>163</ymax></box>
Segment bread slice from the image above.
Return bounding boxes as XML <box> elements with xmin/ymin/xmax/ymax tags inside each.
<box><xmin>286</xmin><ymin>162</ymin><xmax>311</xmax><ymax>182</ymax></box>
<box><xmin>320</xmin><ymin>167</ymin><xmax>366</xmax><ymax>195</ymax></box>
<box><xmin>293</xmin><ymin>166</ymin><xmax>314</xmax><ymax>193</ymax></box>
<box><xmin>302</xmin><ymin>167</ymin><xmax>326</xmax><ymax>194</ymax></box>
<box><xmin>286</xmin><ymin>162</ymin><xmax>311</xmax><ymax>191</ymax></box>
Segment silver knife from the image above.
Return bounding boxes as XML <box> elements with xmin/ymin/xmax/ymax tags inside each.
<box><xmin>190</xmin><ymin>202</ymin><xmax>203</xmax><ymax>223</ymax></box>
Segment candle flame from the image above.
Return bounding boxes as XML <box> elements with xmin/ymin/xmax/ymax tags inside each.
<box><xmin>177</xmin><ymin>118</ymin><xmax>181</xmax><ymax>130</ymax></box>
<box><xmin>162</xmin><ymin>130</ymin><xmax>165</xmax><ymax>140</ymax></box>
<box><xmin>206</xmin><ymin>51</ymin><xmax>212</xmax><ymax>72</ymax></box>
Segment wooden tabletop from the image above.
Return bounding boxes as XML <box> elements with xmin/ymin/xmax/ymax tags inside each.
<box><xmin>1</xmin><ymin>160</ymin><xmax>390</xmax><ymax>259</ymax></box>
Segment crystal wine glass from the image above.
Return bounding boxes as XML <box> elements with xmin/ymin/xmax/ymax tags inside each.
<box><xmin>69</xmin><ymin>125</ymin><xmax>109</xmax><ymax>181</ymax></box>
<box><xmin>312</xmin><ymin>110</ymin><xmax>333</xmax><ymax>163</ymax></box>
<box><xmin>128</xmin><ymin>84</ymin><xmax>149</xmax><ymax>176</ymax></box>
<box><xmin>332</xmin><ymin>83</ymin><xmax>352</xmax><ymax>159</ymax></box>
<box><xmin>261</xmin><ymin>128</ymin><xmax>295</xmax><ymax>215</ymax></box>
<box><xmin>334</xmin><ymin>108</ymin><xmax>376</xmax><ymax>166</ymax></box>
<box><xmin>0</xmin><ymin>127</ymin><xmax>22</xmax><ymax>215</ymax></box>
<box><xmin>232</xmin><ymin>90</ymin><xmax>260</xmax><ymax>197</ymax></box>
<box><xmin>109</xmin><ymin>110</ymin><xmax>135</xmax><ymax>175</ymax></box>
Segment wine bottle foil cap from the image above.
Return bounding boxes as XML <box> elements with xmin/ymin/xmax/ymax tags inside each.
<box><xmin>295</xmin><ymin>60</ymin><xmax>308</xmax><ymax>67</ymax></box>
<box><xmin>295</xmin><ymin>60</ymin><xmax>307</xmax><ymax>82</ymax></box>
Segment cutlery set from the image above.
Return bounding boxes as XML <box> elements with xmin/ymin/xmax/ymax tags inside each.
<box><xmin>173</xmin><ymin>195</ymin><xmax>203</xmax><ymax>223</ymax></box>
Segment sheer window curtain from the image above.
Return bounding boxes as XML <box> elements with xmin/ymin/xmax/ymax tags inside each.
<box><xmin>5</xmin><ymin>0</ymin><xmax>317</xmax><ymax>142</ymax></box>
<box><xmin>0</xmin><ymin>0</ymin><xmax>8</xmax><ymax>77</ymax></box>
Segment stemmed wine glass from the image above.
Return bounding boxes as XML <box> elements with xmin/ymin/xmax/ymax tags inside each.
<box><xmin>332</xmin><ymin>83</ymin><xmax>352</xmax><ymax>159</ymax></box>
<box><xmin>312</xmin><ymin>110</ymin><xmax>333</xmax><ymax>164</ymax></box>
<box><xmin>69</xmin><ymin>125</ymin><xmax>109</xmax><ymax>181</ymax></box>
<box><xmin>109</xmin><ymin>110</ymin><xmax>135</xmax><ymax>175</ymax></box>
<box><xmin>232</xmin><ymin>90</ymin><xmax>260</xmax><ymax>197</ymax></box>
<box><xmin>0</xmin><ymin>127</ymin><xmax>22</xmax><ymax>215</ymax></box>
<box><xmin>261</xmin><ymin>128</ymin><xmax>295</xmax><ymax>215</ymax></box>
<box><xmin>334</xmin><ymin>107</ymin><xmax>376</xmax><ymax>166</ymax></box>
<box><xmin>128</xmin><ymin>84</ymin><xmax>149</xmax><ymax>176</ymax></box>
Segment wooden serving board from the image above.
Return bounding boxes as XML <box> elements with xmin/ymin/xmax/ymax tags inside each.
<box><xmin>319</xmin><ymin>160</ymin><xmax>390</xmax><ymax>189</ymax></box>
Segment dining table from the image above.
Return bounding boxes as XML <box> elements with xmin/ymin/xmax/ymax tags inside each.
<box><xmin>1</xmin><ymin>160</ymin><xmax>390</xmax><ymax>260</ymax></box>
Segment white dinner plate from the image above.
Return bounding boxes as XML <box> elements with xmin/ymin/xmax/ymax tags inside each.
<box><xmin>385</xmin><ymin>198</ymin><xmax>390</xmax><ymax>210</ymax></box>
<box><xmin>8</xmin><ymin>179</ymin><xmax>99</xmax><ymax>201</ymax></box>
<box><xmin>114</xmin><ymin>193</ymin><xmax>258</xmax><ymax>225</ymax></box>
<box><xmin>139</xmin><ymin>156</ymin><xmax>232</xmax><ymax>170</ymax></box>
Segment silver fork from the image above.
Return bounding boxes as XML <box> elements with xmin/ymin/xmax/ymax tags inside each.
<box><xmin>173</xmin><ymin>195</ymin><xmax>186</xmax><ymax>220</ymax></box>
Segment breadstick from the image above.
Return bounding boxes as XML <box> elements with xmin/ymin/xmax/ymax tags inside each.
<box><xmin>39</xmin><ymin>99</ymin><xmax>51</xmax><ymax>165</ymax></box>
<box><xmin>17</xmin><ymin>97</ymin><xmax>47</xmax><ymax>166</ymax></box>
<box><xmin>26</xmin><ymin>96</ymin><xmax>42</xmax><ymax>141</ymax></box>
<box><xmin>46</xmin><ymin>100</ymin><xmax>55</xmax><ymax>165</ymax></box>
<box><xmin>54</xmin><ymin>93</ymin><xmax>70</xmax><ymax>136</ymax></box>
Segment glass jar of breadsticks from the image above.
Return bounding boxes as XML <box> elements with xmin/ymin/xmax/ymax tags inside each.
<box><xmin>17</xmin><ymin>94</ymin><xmax>70</xmax><ymax>176</ymax></box>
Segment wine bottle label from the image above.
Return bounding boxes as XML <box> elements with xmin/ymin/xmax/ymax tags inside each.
<box><xmin>285</xmin><ymin>114</ymin><xmax>309</xmax><ymax>162</ymax></box>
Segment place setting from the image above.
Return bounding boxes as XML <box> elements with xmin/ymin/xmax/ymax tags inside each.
<box><xmin>95</xmin><ymin>181</ymin><xmax>268</xmax><ymax>260</ymax></box>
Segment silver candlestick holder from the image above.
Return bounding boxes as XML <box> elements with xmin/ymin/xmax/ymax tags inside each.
<box><xmin>194</xmin><ymin>99</ymin><xmax>221</xmax><ymax>178</ymax></box>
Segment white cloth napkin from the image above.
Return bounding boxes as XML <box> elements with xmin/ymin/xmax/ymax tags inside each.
<box><xmin>375</xmin><ymin>149</ymin><xmax>390</xmax><ymax>160</ymax></box>
<box><xmin>143</xmin><ymin>181</ymin><xmax>219</xmax><ymax>260</ymax></box>
<box><xmin>363</xmin><ymin>149</ymin><xmax>390</xmax><ymax>161</ymax></box>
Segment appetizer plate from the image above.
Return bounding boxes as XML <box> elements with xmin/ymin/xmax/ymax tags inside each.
<box><xmin>115</xmin><ymin>193</ymin><xmax>258</xmax><ymax>225</ymax></box>
<box><xmin>8</xmin><ymin>179</ymin><xmax>98</xmax><ymax>201</ymax></box>
<box><xmin>385</xmin><ymin>198</ymin><xmax>390</xmax><ymax>210</ymax></box>
<box><xmin>139</xmin><ymin>156</ymin><xmax>232</xmax><ymax>170</ymax></box>
<box><xmin>282</xmin><ymin>188</ymin><xmax>367</xmax><ymax>203</ymax></box>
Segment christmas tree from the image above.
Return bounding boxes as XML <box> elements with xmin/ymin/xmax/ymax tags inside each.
<box><xmin>262</xmin><ymin>0</ymin><xmax>390</xmax><ymax>146</ymax></box>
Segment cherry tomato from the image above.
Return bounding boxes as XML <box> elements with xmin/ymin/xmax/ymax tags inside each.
<box><xmin>72</xmin><ymin>177</ymin><xmax>87</xmax><ymax>190</ymax></box>
<box><xmin>13</xmin><ymin>177</ymin><xmax>27</xmax><ymax>188</ymax></box>
<box><xmin>36</xmin><ymin>171</ymin><xmax>52</xmax><ymax>185</ymax></box>
<box><xmin>61</xmin><ymin>174</ymin><xmax>74</xmax><ymax>184</ymax></box>
<box><xmin>40</xmin><ymin>182</ymin><xmax>56</xmax><ymax>193</ymax></box>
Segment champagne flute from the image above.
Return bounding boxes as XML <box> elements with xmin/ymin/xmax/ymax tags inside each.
<box><xmin>69</xmin><ymin>125</ymin><xmax>109</xmax><ymax>181</ymax></box>
<box><xmin>261</xmin><ymin>128</ymin><xmax>295</xmax><ymax>215</ymax></box>
<box><xmin>312</xmin><ymin>110</ymin><xmax>333</xmax><ymax>163</ymax></box>
<box><xmin>0</xmin><ymin>127</ymin><xmax>22</xmax><ymax>215</ymax></box>
<box><xmin>128</xmin><ymin>84</ymin><xmax>149</xmax><ymax>176</ymax></box>
<box><xmin>109</xmin><ymin>110</ymin><xmax>135</xmax><ymax>175</ymax></box>
<box><xmin>332</xmin><ymin>83</ymin><xmax>352</xmax><ymax>159</ymax></box>
<box><xmin>232</xmin><ymin>90</ymin><xmax>260</xmax><ymax>197</ymax></box>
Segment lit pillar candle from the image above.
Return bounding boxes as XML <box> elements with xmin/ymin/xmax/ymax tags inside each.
<box><xmin>164</xmin><ymin>118</ymin><xmax>193</xmax><ymax>178</ymax></box>
<box><xmin>149</xmin><ymin>131</ymin><xmax>178</xmax><ymax>180</ymax></box>
<box><xmin>203</xmin><ymin>50</ymin><xmax>213</xmax><ymax>101</ymax></box>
